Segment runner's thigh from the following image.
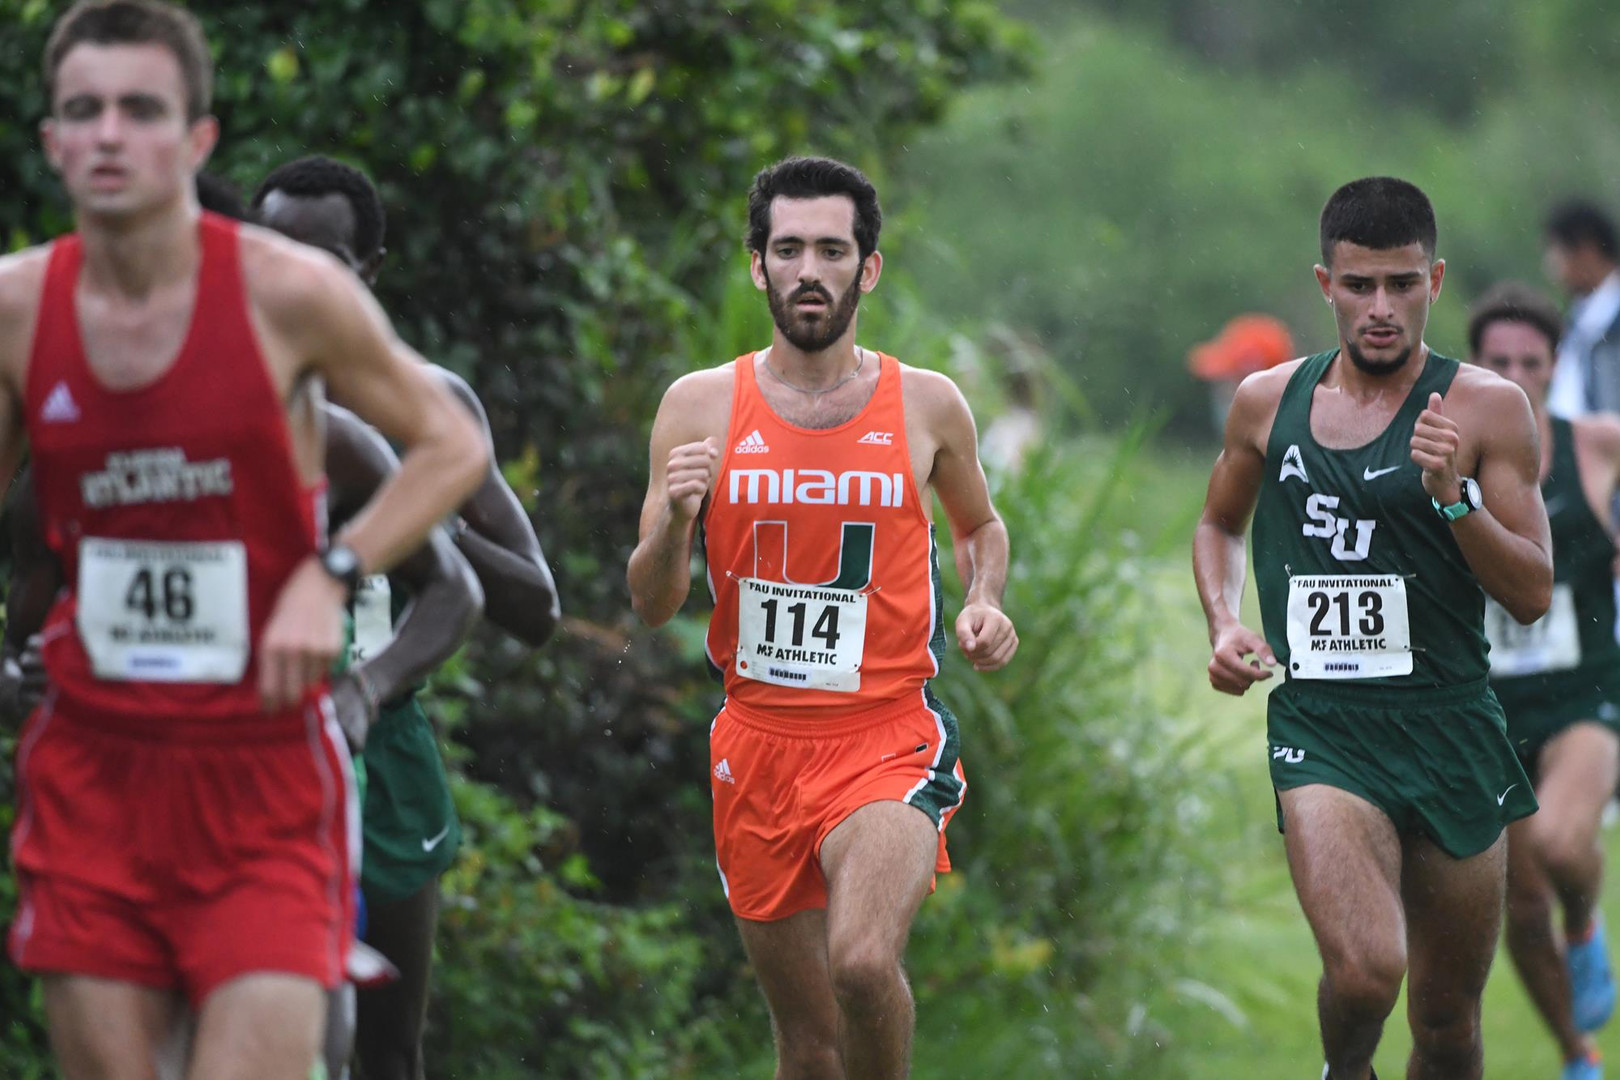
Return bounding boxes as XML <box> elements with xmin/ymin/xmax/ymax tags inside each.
<box><xmin>1531</xmin><ymin>722</ymin><xmax>1620</xmax><ymax>850</ymax></box>
<box><xmin>1278</xmin><ymin>784</ymin><xmax>1405</xmax><ymax>971</ymax></box>
<box><xmin>1402</xmin><ymin>832</ymin><xmax>1507</xmax><ymax>1015</ymax></box>
<box><xmin>185</xmin><ymin>973</ymin><xmax>325</xmax><ymax>1080</ymax></box>
<box><xmin>43</xmin><ymin>975</ymin><xmax>179</xmax><ymax>1080</ymax></box>
<box><xmin>821</xmin><ymin>800</ymin><xmax>942</xmax><ymax>959</ymax></box>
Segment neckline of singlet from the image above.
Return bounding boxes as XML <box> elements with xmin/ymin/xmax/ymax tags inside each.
<box><xmin>52</xmin><ymin>215</ymin><xmax>223</xmax><ymax>401</ymax></box>
<box><xmin>1297</xmin><ymin>347</ymin><xmax>1448</xmax><ymax>456</ymax></box>
<box><xmin>742</xmin><ymin>348</ymin><xmax>893</xmax><ymax>438</ymax></box>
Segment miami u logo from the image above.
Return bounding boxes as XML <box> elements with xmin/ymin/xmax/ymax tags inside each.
<box><xmin>751</xmin><ymin>521</ymin><xmax>875</xmax><ymax>588</ymax></box>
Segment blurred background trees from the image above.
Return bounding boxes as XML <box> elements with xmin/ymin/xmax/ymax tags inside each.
<box><xmin>3</xmin><ymin>0</ymin><xmax>1620</xmax><ymax>1075</ymax></box>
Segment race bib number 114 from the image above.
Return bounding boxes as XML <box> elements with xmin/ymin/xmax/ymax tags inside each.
<box><xmin>1285</xmin><ymin>574</ymin><xmax>1413</xmax><ymax>679</ymax></box>
<box><xmin>735</xmin><ymin>577</ymin><xmax>868</xmax><ymax>692</ymax></box>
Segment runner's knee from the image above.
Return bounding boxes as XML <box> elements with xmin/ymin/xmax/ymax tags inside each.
<box><xmin>828</xmin><ymin>942</ymin><xmax>905</xmax><ymax>1014</ymax></box>
<box><xmin>1322</xmin><ymin>946</ymin><xmax>1405</xmax><ymax>1017</ymax></box>
<box><xmin>774</xmin><ymin>1028</ymin><xmax>841</xmax><ymax>1080</ymax></box>
<box><xmin>1409</xmin><ymin>1004</ymin><xmax>1481</xmax><ymax>1067</ymax></box>
<box><xmin>1505</xmin><ymin>880</ymin><xmax>1556</xmax><ymax>937</ymax></box>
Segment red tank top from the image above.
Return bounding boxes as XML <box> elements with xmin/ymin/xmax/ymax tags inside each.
<box><xmin>702</xmin><ymin>352</ymin><xmax>945</xmax><ymax>723</ymax></box>
<box><xmin>26</xmin><ymin>213</ymin><xmax>324</xmax><ymax>736</ymax></box>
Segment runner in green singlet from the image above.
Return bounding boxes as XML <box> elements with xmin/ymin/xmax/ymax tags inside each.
<box><xmin>1194</xmin><ymin>177</ymin><xmax>1554</xmax><ymax>1080</ymax></box>
<box><xmin>1469</xmin><ymin>282</ymin><xmax>1620</xmax><ymax>1080</ymax></box>
<box><xmin>252</xmin><ymin>156</ymin><xmax>560</xmax><ymax>1080</ymax></box>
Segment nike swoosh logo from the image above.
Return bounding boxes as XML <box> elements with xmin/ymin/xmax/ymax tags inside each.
<box><xmin>421</xmin><ymin>824</ymin><xmax>453</xmax><ymax>853</ymax></box>
<box><xmin>1543</xmin><ymin>495</ymin><xmax>1570</xmax><ymax>518</ymax></box>
<box><xmin>1497</xmin><ymin>784</ymin><xmax>1519</xmax><ymax>806</ymax></box>
<box><xmin>1363</xmin><ymin>466</ymin><xmax>1400</xmax><ymax>481</ymax></box>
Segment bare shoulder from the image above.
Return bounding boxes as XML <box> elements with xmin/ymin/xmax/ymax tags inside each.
<box><xmin>1572</xmin><ymin>411</ymin><xmax>1620</xmax><ymax>462</ymax></box>
<box><xmin>236</xmin><ymin>223</ymin><xmax>364</xmax><ymax>327</ymax></box>
<box><xmin>898</xmin><ymin>362</ymin><xmax>971</xmax><ymax>424</ymax></box>
<box><xmin>0</xmin><ymin>245</ymin><xmax>55</xmax><ymax>379</ymax></box>
<box><xmin>1446</xmin><ymin>362</ymin><xmax>1533</xmax><ymax>421</ymax></box>
<box><xmin>659</xmin><ymin>362</ymin><xmax>736</xmax><ymax>438</ymax></box>
<box><xmin>1224</xmin><ymin>359</ymin><xmax>1302</xmax><ymax>449</ymax></box>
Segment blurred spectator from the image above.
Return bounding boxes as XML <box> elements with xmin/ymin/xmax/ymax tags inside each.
<box><xmin>1188</xmin><ymin>313</ymin><xmax>1295</xmax><ymax>433</ymax></box>
<box><xmin>1544</xmin><ymin>199</ymin><xmax>1620</xmax><ymax>416</ymax></box>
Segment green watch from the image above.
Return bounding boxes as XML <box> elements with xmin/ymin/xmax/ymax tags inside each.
<box><xmin>1432</xmin><ymin>476</ymin><xmax>1482</xmax><ymax>522</ymax></box>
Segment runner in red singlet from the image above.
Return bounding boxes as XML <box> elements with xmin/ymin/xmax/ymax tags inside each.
<box><xmin>0</xmin><ymin>4</ymin><xmax>487</xmax><ymax>1079</ymax></box>
<box><xmin>629</xmin><ymin>156</ymin><xmax>1017</xmax><ymax>1079</ymax></box>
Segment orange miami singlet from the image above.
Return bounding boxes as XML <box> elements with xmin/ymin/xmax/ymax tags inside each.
<box><xmin>701</xmin><ymin>351</ymin><xmax>966</xmax><ymax>921</ymax></box>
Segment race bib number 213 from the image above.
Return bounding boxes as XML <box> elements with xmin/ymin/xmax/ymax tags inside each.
<box><xmin>1285</xmin><ymin>574</ymin><xmax>1413</xmax><ymax>679</ymax></box>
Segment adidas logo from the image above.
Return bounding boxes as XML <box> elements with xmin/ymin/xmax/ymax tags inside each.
<box><xmin>857</xmin><ymin>431</ymin><xmax>893</xmax><ymax>445</ymax></box>
<box><xmin>40</xmin><ymin>381</ymin><xmax>79</xmax><ymax>424</ymax></box>
<box><xmin>734</xmin><ymin>430</ymin><xmax>770</xmax><ymax>454</ymax></box>
<box><xmin>713</xmin><ymin>758</ymin><xmax>736</xmax><ymax>784</ymax></box>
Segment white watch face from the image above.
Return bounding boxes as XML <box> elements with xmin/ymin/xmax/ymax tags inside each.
<box><xmin>1463</xmin><ymin>477</ymin><xmax>1482</xmax><ymax>510</ymax></box>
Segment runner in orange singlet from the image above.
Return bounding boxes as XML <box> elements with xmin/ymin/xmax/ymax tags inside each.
<box><xmin>629</xmin><ymin>156</ymin><xmax>1017</xmax><ymax>1080</ymax></box>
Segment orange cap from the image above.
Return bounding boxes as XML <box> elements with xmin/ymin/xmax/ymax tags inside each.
<box><xmin>1189</xmin><ymin>314</ymin><xmax>1295</xmax><ymax>380</ymax></box>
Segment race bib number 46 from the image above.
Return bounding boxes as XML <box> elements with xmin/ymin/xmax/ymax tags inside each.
<box><xmin>1286</xmin><ymin>574</ymin><xmax>1413</xmax><ymax>679</ymax></box>
<box><xmin>735</xmin><ymin>577</ymin><xmax>867</xmax><ymax>692</ymax></box>
<box><xmin>1486</xmin><ymin>583</ymin><xmax>1581</xmax><ymax>677</ymax></box>
<box><xmin>76</xmin><ymin>537</ymin><xmax>250</xmax><ymax>683</ymax></box>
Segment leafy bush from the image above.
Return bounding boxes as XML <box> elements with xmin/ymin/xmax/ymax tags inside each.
<box><xmin>0</xmin><ymin>0</ymin><xmax>1027</xmax><ymax>1074</ymax></box>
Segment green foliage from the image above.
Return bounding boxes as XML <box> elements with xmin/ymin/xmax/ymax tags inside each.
<box><xmin>900</xmin><ymin>422</ymin><xmax>1230</xmax><ymax>1075</ymax></box>
<box><xmin>0</xmin><ymin>0</ymin><xmax>1028</xmax><ymax>1074</ymax></box>
<box><xmin>904</xmin><ymin>13</ymin><xmax>1620</xmax><ymax>440</ymax></box>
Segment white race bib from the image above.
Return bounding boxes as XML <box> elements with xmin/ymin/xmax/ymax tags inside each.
<box><xmin>1286</xmin><ymin>574</ymin><xmax>1413</xmax><ymax>679</ymax></box>
<box><xmin>76</xmin><ymin>537</ymin><xmax>249</xmax><ymax>683</ymax></box>
<box><xmin>350</xmin><ymin>574</ymin><xmax>395</xmax><ymax>664</ymax></box>
<box><xmin>1485</xmin><ymin>583</ymin><xmax>1581</xmax><ymax>676</ymax></box>
<box><xmin>735</xmin><ymin>577</ymin><xmax>868</xmax><ymax>692</ymax></box>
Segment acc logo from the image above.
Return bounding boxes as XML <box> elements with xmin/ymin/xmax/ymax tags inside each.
<box><xmin>1301</xmin><ymin>493</ymin><xmax>1375</xmax><ymax>562</ymax></box>
<box><xmin>857</xmin><ymin>431</ymin><xmax>894</xmax><ymax>446</ymax></box>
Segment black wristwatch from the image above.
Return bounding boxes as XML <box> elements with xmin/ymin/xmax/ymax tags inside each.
<box><xmin>318</xmin><ymin>543</ymin><xmax>364</xmax><ymax>598</ymax></box>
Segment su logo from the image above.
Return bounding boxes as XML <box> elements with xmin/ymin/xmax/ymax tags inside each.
<box><xmin>1300</xmin><ymin>493</ymin><xmax>1376</xmax><ymax>562</ymax></box>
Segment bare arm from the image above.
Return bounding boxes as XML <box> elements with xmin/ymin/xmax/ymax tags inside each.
<box><xmin>1193</xmin><ymin>370</ymin><xmax>1284</xmax><ymax>694</ymax></box>
<box><xmin>326</xmin><ymin>406</ymin><xmax>483</xmax><ymax>714</ymax></box>
<box><xmin>248</xmin><ymin>238</ymin><xmax>488</xmax><ymax>709</ymax></box>
<box><xmin>627</xmin><ymin>371</ymin><xmax>729</xmax><ymax>627</ymax></box>
<box><xmin>1412</xmin><ymin>381</ymin><xmax>1552</xmax><ymax>624</ymax></box>
<box><xmin>254</xmin><ymin>239</ymin><xmax>488</xmax><ymax>575</ymax></box>
<box><xmin>922</xmin><ymin>372</ymin><xmax>1016</xmax><ymax>671</ymax></box>
<box><xmin>433</xmin><ymin>367</ymin><xmax>559</xmax><ymax>647</ymax></box>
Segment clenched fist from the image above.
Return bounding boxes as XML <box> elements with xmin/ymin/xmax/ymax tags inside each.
<box><xmin>667</xmin><ymin>437</ymin><xmax>720</xmax><ymax>523</ymax></box>
<box><xmin>1411</xmin><ymin>391</ymin><xmax>1462</xmax><ymax>505</ymax></box>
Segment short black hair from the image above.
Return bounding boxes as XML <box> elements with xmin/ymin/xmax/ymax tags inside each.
<box><xmin>195</xmin><ymin>171</ymin><xmax>249</xmax><ymax>221</ymax></box>
<box><xmin>1319</xmin><ymin>177</ymin><xmax>1437</xmax><ymax>266</ymax></box>
<box><xmin>746</xmin><ymin>156</ymin><xmax>882</xmax><ymax>263</ymax></box>
<box><xmin>1467</xmin><ymin>281</ymin><xmax>1564</xmax><ymax>357</ymax></box>
<box><xmin>46</xmin><ymin>0</ymin><xmax>213</xmax><ymax>122</ymax></box>
<box><xmin>252</xmin><ymin>155</ymin><xmax>386</xmax><ymax>262</ymax></box>
<box><xmin>1545</xmin><ymin>200</ymin><xmax>1619</xmax><ymax>260</ymax></box>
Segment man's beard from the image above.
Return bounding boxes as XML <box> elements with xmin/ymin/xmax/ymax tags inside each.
<box><xmin>766</xmin><ymin>273</ymin><xmax>861</xmax><ymax>354</ymax></box>
<box><xmin>1345</xmin><ymin>338</ymin><xmax>1412</xmax><ymax>376</ymax></box>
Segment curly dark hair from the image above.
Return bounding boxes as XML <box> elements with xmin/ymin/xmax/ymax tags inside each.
<box><xmin>1319</xmin><ymin>176</ymin><xmax>1436</xmax><ymax>266</ymax></box>
<box><xmin>252</xmin><ymin>155</ymin><xmax>386</xmax><ymax>262</ymax></box>
<box><xmin>746</xmin><ymin>156</ymin><xmax>881</xmax><ymax>262</ymax></box>
<box><xmin>1466</xmin><ymin>281</ymin><xmax>1564</xmax><ymax>357</ymax></box>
